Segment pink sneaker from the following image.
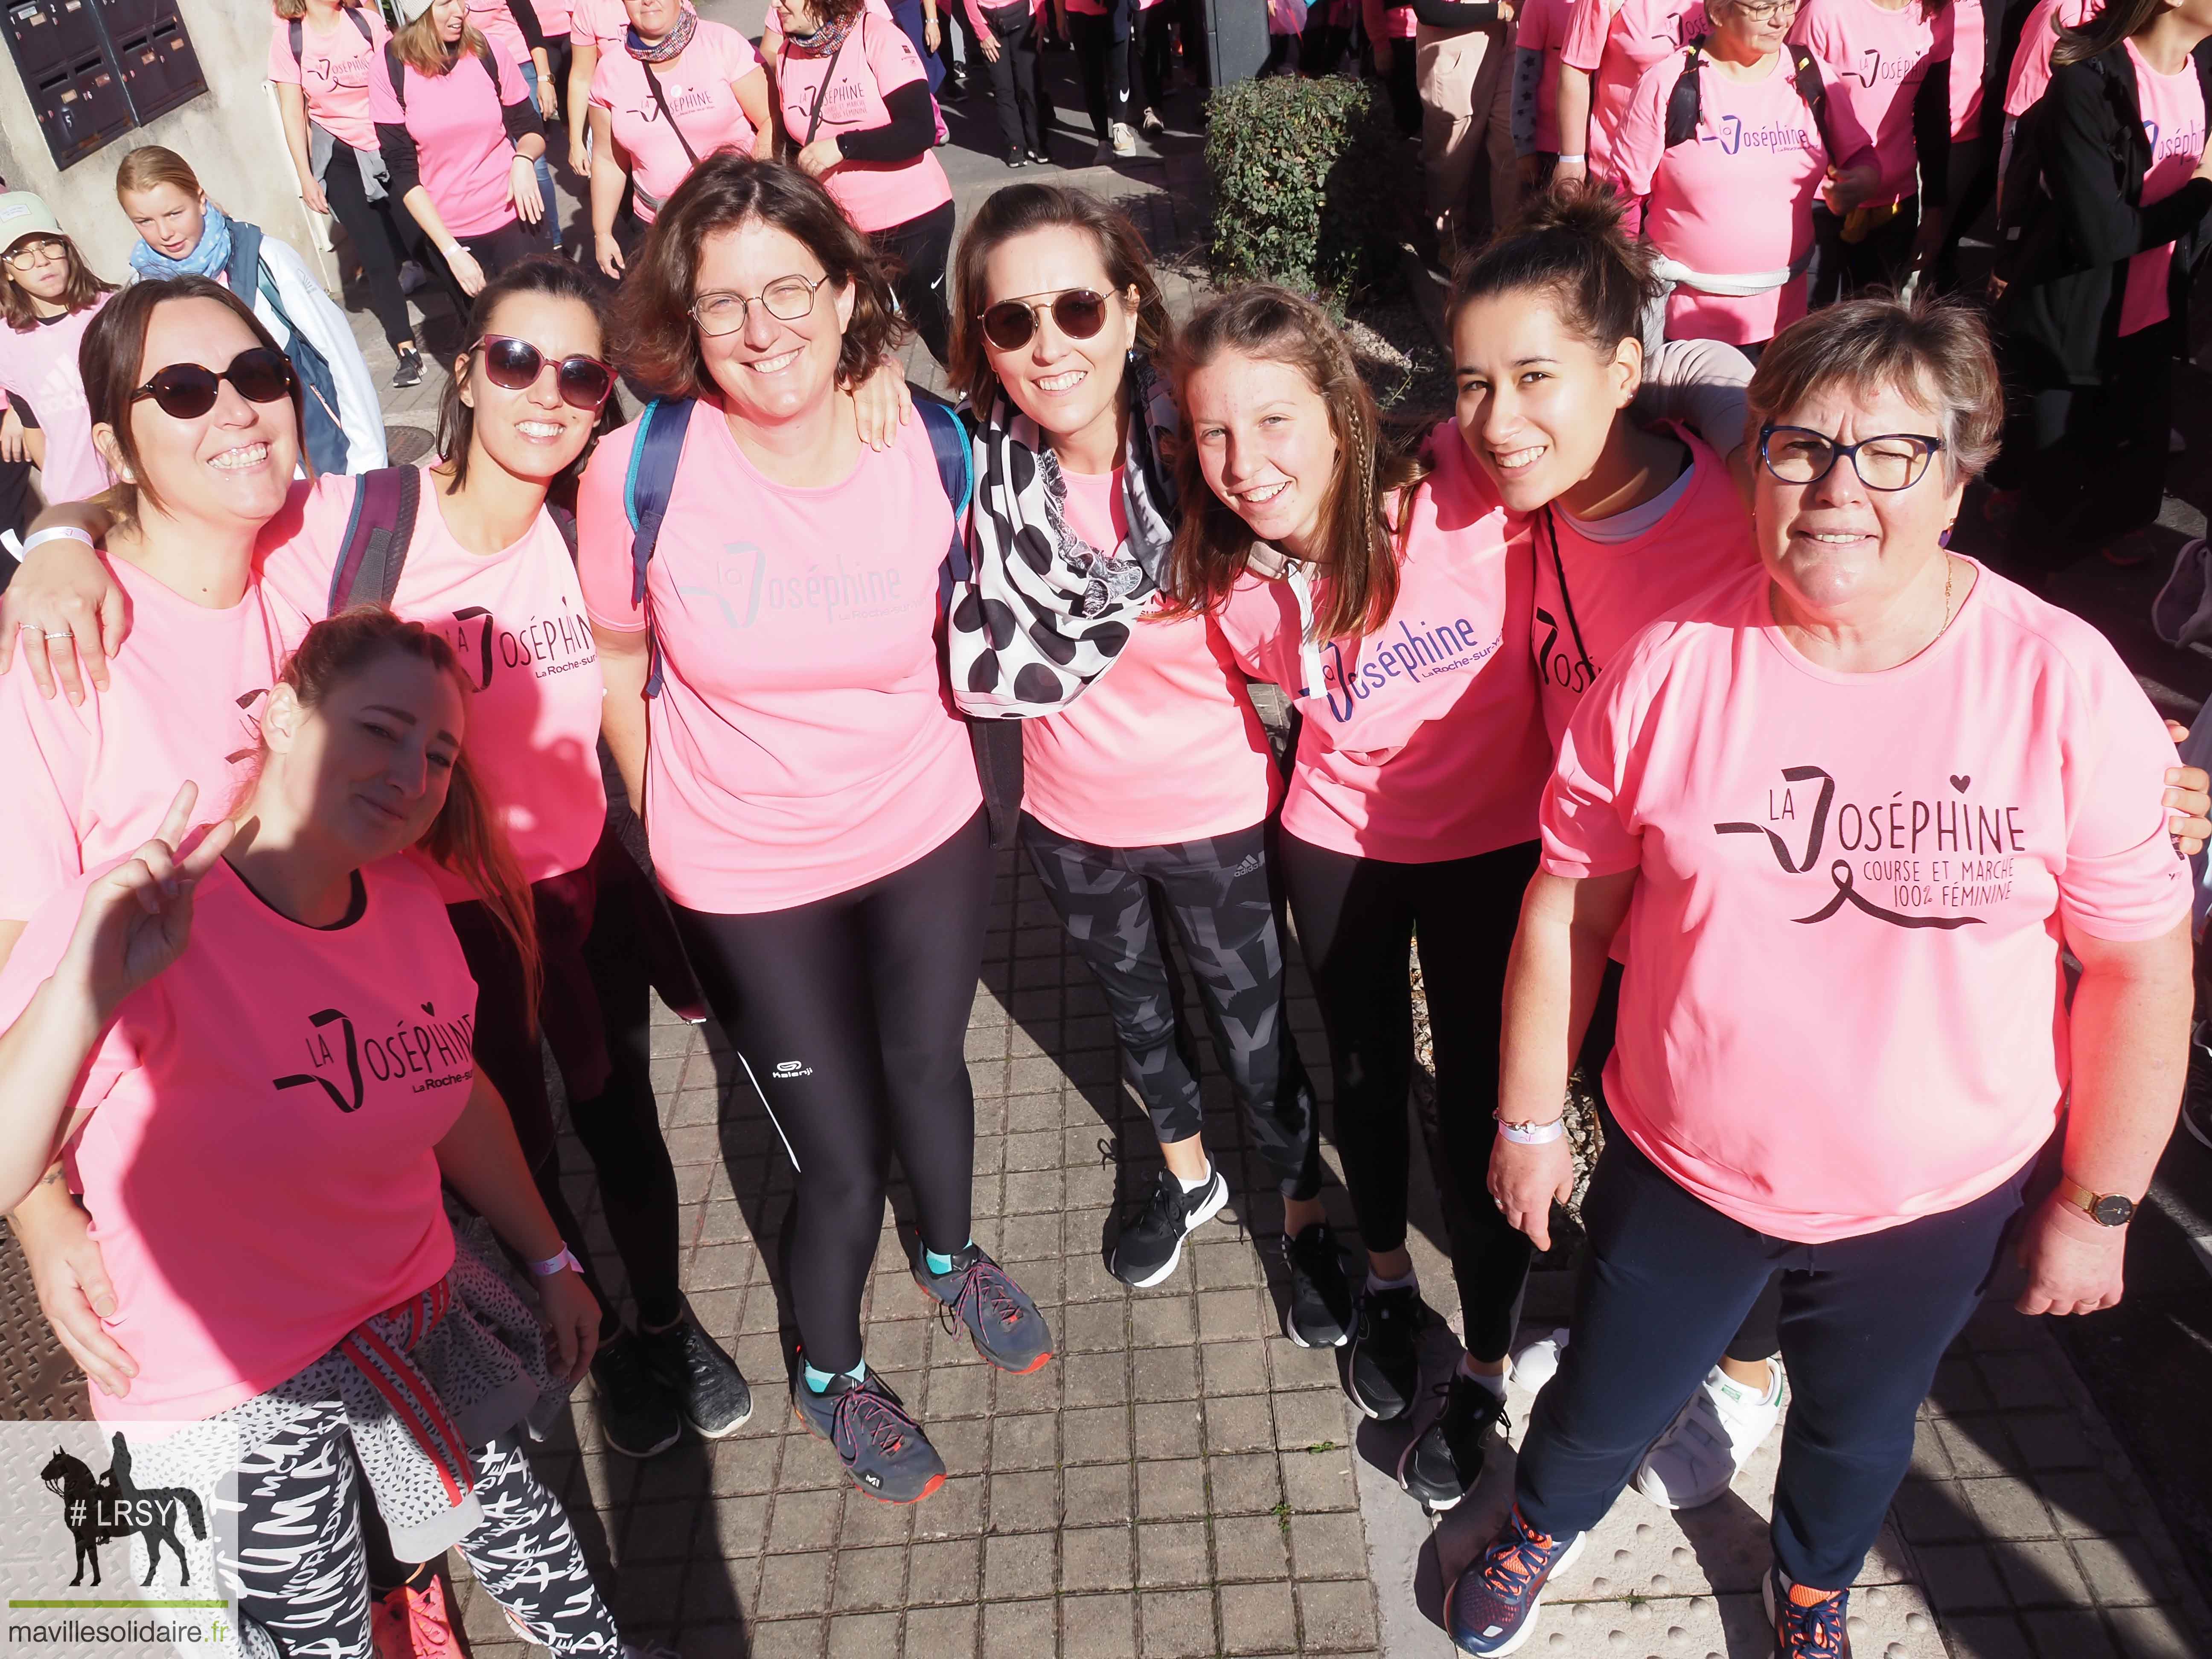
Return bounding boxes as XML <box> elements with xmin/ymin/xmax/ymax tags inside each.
<box><xmin>371</xmin><ymin>1575</ymin><xmax>465</xmax><ymax>1659</ymax></box>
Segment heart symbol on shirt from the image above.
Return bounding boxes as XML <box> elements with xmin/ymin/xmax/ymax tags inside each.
<box><xmin>1949</xmin><ymin>775</ymin><xmax>1971</xmax><ymax>792</ymax></box>
<box><xmin>421</xmin><ymin>1002</ymin><xmax>436</xmax><ymax>1015</ymax></box>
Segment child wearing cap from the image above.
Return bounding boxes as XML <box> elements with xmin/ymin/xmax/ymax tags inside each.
<box><xmin>0</xmin><ymin>194</ymin><xmax>117</xmax><ymax>510</ymax></box>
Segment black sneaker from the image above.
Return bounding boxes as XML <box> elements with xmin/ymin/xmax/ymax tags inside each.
<box><xmin>1028</xmin><ymin>146</ymin><xmax>1051</xmax><ymax>166</ymax></box>
<box><xmin>640</xmin><ymin>1310</ymin><xmax>753</xmax><ymax>1438</ymax></box>
<box><xmin>1110</xmin><ymin>1166</ymin><xmax>1228</xmax><ymax>1288</ymax></box>
<box><xmin>1345</xmin><ymin>1283</ymin><xmax>1428</xmax><ymax>1421</ymax></box>
<box><xmin>793</xmin><ymin>1365</ymin><xmax>946</xmax><ymax>1504</ymax></box>
<box><xmin>1004</xmin><ymin>145</ymin><xmax>1030</xmax><ymax>168</ymax></box>
<box><xmin>390</xmin><ymin>346</ymin><xmax>425</xmax><ymax>389</ymax></box>
<box><xmin>1280</xmin><ymin>1221</ymin><xmax>1353</xmax><ymax>1348</ymax></box>
<box><xmin>590</xmin><ymin>1330</ymin><xmax>684</xmax><ymax>1458</ymax></box>
<box><xmin>914</xmin><ymin>1242</ymin><xmax>1054</xmax><ymax>1373</ymax></box>
<box><xmin>2184</xmin><ymin>1020</ymin><xmax>2212</xmax><ymax>1151</ymax></box>
<box><xmin>1398</xmin><ymin>1371</ymin><xmax>1510</xmax><ymax>1511</ymax></box>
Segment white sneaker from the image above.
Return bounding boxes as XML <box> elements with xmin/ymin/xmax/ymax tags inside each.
<box><xmin>1634</xmin><ymin>1358</ymin><xmax>1788</xmax><ymax>1510</ymax></box>
<box><xmin>1110</xmin><ymin>120</ymin><xmax>1137</xmax><ymax>157</ymax></box>
<box><xmin>1141</xmin><ymin>105</ymin><xmax>1164</xmax><ymax>135</ymax></box>
<box><xmin>398</xmin><ymin>259</ymin><xmax>428</xmax><ymax>295</ymax></box>
<box><xmin>1509</xmin><ymin>1327</ymin><xmax>1570</xmax><ymax>1393</ymax></box>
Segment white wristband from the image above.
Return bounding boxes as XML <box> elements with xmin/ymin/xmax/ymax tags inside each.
<box><xmin>1557</xmin><ymin>154</ymin><xmax>1586</xmax><ymax>165</ymax></box>
<box><xmin>528</xmin><ymin>1245</ymin><xmax>583</xmax><ymax>1278</ymax></box>
<box><xmin>1495</xmin><ymin>1115</ymin><xmax>1567</xmax><ymax>1146</ymax></box>
<box><xmin>21</xmin><ymin>525</ymin><xmax>95</xmax><ymax>556</ymax></box>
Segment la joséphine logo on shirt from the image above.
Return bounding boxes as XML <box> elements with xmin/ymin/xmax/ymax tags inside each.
<box><xmin>2142</xmin><ymin>119</ymin><xmax>2210</xmax><ymax>164</ymax></box>
<box><xmin>682</xmin><ymin>543</ymin><xmax>917</xmax><ymax>630</ymax></box>
<box><xmin>272</xmin><ymin>1001</ymin><xmax>476</xmax><ymax>1110</ymax></box>
<box><xmin>1842</xmin><ymin>46</ymin><xmax>1920</xmax><ymax>89</ymax></box>
<box><xmin>1698</xmin><ymin>114</ymin><xmax>1817</xmax><ymax>155</ymax></box>
<box><xmin>1318</xmin><ymin>616</ymin><xmax>1500</xmax><ymax>723</ymax></box>
<box><xmin>437</xmin><ymin>596</ymin><xmax>597</xmax><ymax>693</ymax></box>
<box><xmin>1713</xmin><ymin>764</ymin><xmax>2028</xmax><ymax>929</ymax></box>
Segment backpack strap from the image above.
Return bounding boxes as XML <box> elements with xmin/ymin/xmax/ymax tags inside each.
<box><xmin>623</xmin><ymin>397</ymin><xmax>693</xmax><ymax>696</ymax></box>
<box><xmin>327</xmin><ymin>466</ymin><xmax>422</xmax><ymax>613</ymax></box>
<box><xmin>385</xmin><ymin>40</ymin><xmax>408</xmax><ymax>110</ymax></box>
<box><xmin>290</xmin><ymin>17</ymin><xmax>304</xmax><ymax>65</ymax></box>
<box><xmin>1788</xmin><ymin>45</ymin><xmax>1831</xmax><ymax>155</ymax></box>
<box><xmin>225</xmin><ymin>220</ymin><xmax>265</xmax><ymax>303</ymax></box>
<box><xmin>1663</xmin><ymin>38</ymin><xmax>1706</xmax><ymax>148</ymax></box>
<box><xmin>914</xmin><ymin>391</ymin><xmax>974</xmax><ymax>608</ymax></box>
<box><xmin>349</xmin><ymin>6</ymin><xmax>373</xmax><ymax>43</ymax></box>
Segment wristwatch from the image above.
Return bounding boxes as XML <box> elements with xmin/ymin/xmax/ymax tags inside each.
<box><xmin>2055</xmin><ymin>1177</ymin><xmax>2137</xmax><ymax>1228</ymax></box>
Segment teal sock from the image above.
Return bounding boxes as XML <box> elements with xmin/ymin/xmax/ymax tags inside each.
<box><xmin>802</xmin><ymin>1358</ymin><xmax>866</xmax><ymax>1394</ymax></box>
<box><xmin>923</xmin><ymin>1239</ymin><xmax>972</xmax><ymax>1276</ymax></box>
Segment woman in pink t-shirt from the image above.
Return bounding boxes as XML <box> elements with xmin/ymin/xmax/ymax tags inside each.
<box><xmin>0</xmin><ymin>611</ymin><xmax>633</xmax><ymax>1657</ymax></box>
<box><xmin>771</xmin><ymin>0</ymin><xmax>959</xmax><ymax>365</ymax></box>
<box><xmin>579</xmin><ymin>156</ymin><xmax>1051</xmax><ymax>1505</ymax></box>
<box><xmin>1993</xmin><ymin>0</ymin><xmax>2212</xmax><ymax>571</ymax></box>
<box><xmin>587</xmin><ymin>0</ymin><xmax>774</xmax><ymax>277</ymax></box>
<box><xmin>0</xmin><ymin>196</ymin><xmax>115</xmax><ymax>507</ymax></box>
<box><xmin>1169</xmin><ymin>285</ymin><xmax>1555</xmax><ymax>1515</ymax></box>
<box><xmin>1449</xmin><ymin>298</ymin><xmax>2193</xmax><ymax>1659</ymax></box>
<box><xmin>1512</xmin><ymin>0</ymin><xmax>1576</xmax><ymax>183</ymax></box>
<box><xmin>372</xmin><ymin>0</ymin><xmax>550</xmax><ymax>308</ymax></box>
<box><xmin>940</xmin><ymin>184</ymin><xmax>1333</xmax><ymax>1309</ymax></box>
<box><xmin>1554</xmin><ymin>0</ymin><xmax>1706</xmax><ymax>180</ymax></box>
<box><xmin>271</xmin><ymin>0</ymin><xmax>428</xmax><ymax>385</ymax></box>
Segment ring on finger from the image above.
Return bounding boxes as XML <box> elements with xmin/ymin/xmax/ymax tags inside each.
<box><xmin>42</xmin><ymin>630</ymin><xmax>70</xmax><ymax>640</ymax></box>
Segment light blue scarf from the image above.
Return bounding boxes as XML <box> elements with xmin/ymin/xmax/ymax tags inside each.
<box><xmin>128</xmin><ymin>200</ymin><xmax>232</xmax><ymax>282</ymax></box>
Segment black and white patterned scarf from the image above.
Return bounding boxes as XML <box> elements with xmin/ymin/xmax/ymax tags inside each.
<box><xmin>947</xmin><ymin>351</ymin><xmax>1180</xmax><ymax>716</ymax></box>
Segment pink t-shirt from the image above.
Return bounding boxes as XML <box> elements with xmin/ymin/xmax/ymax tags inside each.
<box><xmin>1360</xmin><ymin>0</ymin><xmax>1420</xmax><ymax>40</ymax></box>
<box><xmin>2119</xmin><ymin>38</ymin><xmax>2206</xmax><ymax>337</ymax></box>
<box><xmin>266</xmin><ymin>4</ymin><xmax>392</xmax><ymax>152</ymax></box>
<box><xmin>1019</xmin><ymin>466</ymin><xmax>1280</xmax><ymax>849</ymax></box>
<box><xmin>1213</xmin><ymin>422</ymin><xmax>1553</xmax><ymax>864</ymax></box>
<box><xmin>1609</xmin><ymin>50</ymin><xmax>1860</xmax><ymax>343</ymax></box>
<box><xmin>1562</xmin><ymin>0</ymin><xmax>1707</xmax><ymax>175</ymax></box>
<box><xmin>1531</xmin><ymin>429</ymin><xmax>1756</xmax><ymax>745</ymax></box>
<box><xmin>1949</xmin><ymin>0</ymin><xmax>1984</xmax><ymax>138</ymax></box>
<box><xmin>576</xmin><ymin>401</ymin><xmax>981</xmax><ymax>913</ymax></box>
<box><xmin>265</xmin><ymin>470</ymin><xmax>608</xmax><ymax>896</ymax></box>
<box><xmin>2004</xmin><ymin>0</ymin><xmax>2095</xmax><ymax>117</ymax></box>
<box><xmin>1543</xmin><ymin>560</ymin><xmax>2191</xmax><ymax>1243</ymax></box>
<box><xmin>536</xmin><ymin>0</ymin><xmax>573</xmax><ymax>39</ymax></box>
<box><xmin>469</xmin><ymin>0</ymin><xmax>532</xmax><ymax>67</ymax></box>
<box><xmin>1519</xmin><ymin>0</ymin><xmax>1578</xmax><ymax>151</ymax></box>
<box><xmin>0</xmin><ymin>553</ymin><xmax>291</xmax><ymax>925</ymax></box>
<box><xmin>570</xmin><ymin>0</ymin><xmax>628</xmax><ymax>45</ymax></box>
<box><xmin>772</xmin><ymin>12</ymin><xmax>953</xmax><ymax>233</ymax></box>
<box><xmin>0</xmin><ymin>855</ymin><xmax>474</xmax><ymax>1423</ymax></box>
<box><xmin>1789</xmin><ymin>0</ymin><xmax>1952</xmax><ymax>206</ymax></box>
<box><xmin>0</xmin><ymin>298</ymin><xmax>111</xmax><ymax>505</ymax></box>
<box><xmin>368</xmin><ymin>40</ymin><xmax>535</xmax><ymax>237</ymax></box>
<box><xmin>590</xmin><ymin>21</ymin><xmax>761</xmax><ymax>219</ymax></box>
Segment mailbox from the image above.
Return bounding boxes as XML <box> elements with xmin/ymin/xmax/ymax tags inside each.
<box><xmin>3</xmin><ymin>0</ymin><xmax>205</xmax><ymax>166</ymax></box>
<box><xmin>136</xmin><ymin>16</ymin><xmax>200</xmax><ymax>117</ymax></box>
<box><xmin>91</xmin><ymin>0</ymin><xmax>157</xmax><ymax>37</ymax></box>
<box><xmin>35</xmin><ymin>53</ymin><xmax>131</xmax><ymax>166</ymax></box>
<box><xmin>5</xmin><ymin>0</ymin><xmax>100</xmax><ymax>78</ymax></box>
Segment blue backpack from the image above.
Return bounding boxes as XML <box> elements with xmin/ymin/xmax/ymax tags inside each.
<box><xmin>622</xmin><ymin>391</ymin><xmax>1023</xmax><ymax>847</ymax></box>
<box><xmin>226</xmin><ymin>220</ymin><xmax>351</xmax><ymax>477</ymax></box>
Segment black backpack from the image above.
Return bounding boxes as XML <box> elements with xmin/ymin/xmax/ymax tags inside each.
<box><xmin>288</xmin><ymin>6</ymin><xmax>374</xmax><ymax>70</ymax></box>
<box><xmin>1663</xmin><ymin>36</ymin><xmax>1834</xmax><ymax>153</ymax></box>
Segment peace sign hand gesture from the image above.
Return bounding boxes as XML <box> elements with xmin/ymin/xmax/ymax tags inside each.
<box><xmin>57</xmin><ymin>784</ymin><xmax>235</xmax><ymax>1020</ymax></box>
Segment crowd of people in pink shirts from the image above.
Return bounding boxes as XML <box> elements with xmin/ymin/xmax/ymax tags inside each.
<box><xmin>0</xmin><ymin>0</ymin><xmax>2209</xmax><ymax>1656</ymax></box>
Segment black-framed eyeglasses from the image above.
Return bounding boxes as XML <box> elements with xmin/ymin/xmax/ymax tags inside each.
<box><xmin>690</xmin><ymin>274</ymin><xmax>830</xmax><ymax>337</ymax></box>
<box><xmin>977</xmin><ymin>288</ymin><xmax>1112</xmax><ymax>352</ymax></box>
<box><xmin>470</xmin><ymin>334</ymin><xmax>616</xmax><ymax>410</ymax></box>
<box><xmin>1758</xmin><ymin>423</ymin><xmax>1944</xmax><ymax>492</ymax></box>
<box><xmin>130</xmin><ymin>346</ymin><xmax>295</xmax><ymax>419</ymax></box>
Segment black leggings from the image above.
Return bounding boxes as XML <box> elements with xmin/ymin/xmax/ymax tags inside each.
<box><xmin>871</xmin><ymin>198</ymin><xmax>956</xmax><ymax>370</ymax></box>
<box><xmin>1070</xmin><ymin>6</ymin><xmax>1133</xmax><ymax>139</ymax></box>
<box><xmin>2002</xmin><ymin>317</ymin><xmax>2174</xmax><ymax>570</ymax></box>
<box><xmin>323</xmin><ymin>151</ymin><xmax>418</xmax><ymax>349</ymax></box>
<box><xmin>981</xmin><ymin>0</ymin><xmax>1044</xmax><ymax>152</ymax></box>
<box><xmin>1277</xmin><ymin>834</ymin><xmax>1538</xmax><ymax>1363</ymax></box>
<box><xmin>671</xmin><ymin>809</ymin><xmax>993</xmax><ymax>1375</ymax></box>
<box><xmin>1128</xmin><ymin>3</ymin><xmax>1173</xmax><ymax>112</ymax></box>
<box><xmin>425</xmin><ymin>217</ymin><xmax>547</xmax><ymax>320</ymax></box>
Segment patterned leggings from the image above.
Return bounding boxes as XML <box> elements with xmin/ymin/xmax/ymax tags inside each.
<box><xmin>1021</xmin><ymin>814</ymin><xmax>1322</xmax><ymax>1198</ymax></box>
<box><xmin>130</xmin><ymin>1401</ymin><xmax>620</xmax><ymax>1658</ymax></box>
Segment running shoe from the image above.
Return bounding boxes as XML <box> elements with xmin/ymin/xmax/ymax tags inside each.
<box><xmin>2183</xmin><ymin>1020</ymin><xmax>2212</xmax><ymax>1152</ymax></box>
<box><xmin>1111</xmin><ymin>1166</ymin><xmax>1228</xmax><ymax>1287</ymax></box>
<box><xmin>1345</xmin><ymin>1282</ymin><xmax>1429</xmax><ymax>1421</ymax></box>
<box><xmin>1110</xmin><ymin>119</ymin><xmax>1138</xmax><ymax>156</ymax></box>
<box><xmin>640</xmin><ymin>1309</ymin><xmax>753</xmax><ymax>1439</ymax></box>
<box><xmin>390</xmin><ymin>346</ymin><xmax>425</xmax><ymax>390</ymax></box>
<box><xmin>1398</xmin><ymin>1370</ymin><xmax>1511</xmax><ymax>1511</ymax></box>
<box><xmin>913</xmin><ymin>1241</ymin><xmax>1054</xmax><ymax>1374</ymax></box>
<box><xmin>1508</xmin><ymin>1328</ymin><xmax>1570</xmax><ymax>1394</ymax></box>
<box><xmin>1005</xmin><ymin>146</ymin><xmax>1030</xmax><ymax>168</ymax></box>
<box><xmin>1634</xmin><ymin>1358</ymin><xmax>1788</xmax><ymax>1510</ymax></box>
<box><xmin>793</xmin><ymin>1366</ymin><xmax>946</xmax><ymax>1503</ymax></box>
<box><xmin>1764</xmin><ymin>1566</ymin><xmax>1853</xmax><ymax>1657</ymax></box>
<box><xmin>371</xmin><ymin>1575</ymin><xmax>459</xmax><ymax>1659</ymax></box>
<box><xmin>589</xmin><ymin>1329</ymin><xmax>684</xmax><ymax>1459</ymax></box>
<box><xmin>399</xmin><ymin>259</ymin><xmax>428</xmax><ymax>295</ymax></box>
<box><xmin>1444</xmin><ymin>1505</ymin><xmax>1585</xmax><ymax>1656</ymax></box>
<box><xmin>1140</xmin><ymin>106</ymin><xmax>1165</xmax><ymax>135</ymax></box>
<box><xmin>1280</xmin><ymin>1221</ymin><xmax>1354</xmax><ymax>1348</ymax></box>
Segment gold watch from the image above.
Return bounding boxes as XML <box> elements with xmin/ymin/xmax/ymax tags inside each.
<box><xmin>2055</xmin><ymin>1177</ymin><xmax>2137</xmax><ymax>1228</ymax></box>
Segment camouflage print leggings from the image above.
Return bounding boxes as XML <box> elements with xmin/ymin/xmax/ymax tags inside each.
<box><xmin>1020</xmin><ymin>814</ymin><xmax>1323</xmax><ymax>1198</ymax></box>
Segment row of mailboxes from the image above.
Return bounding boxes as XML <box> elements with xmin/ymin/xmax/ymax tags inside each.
<box><xmin>3</xmin><ymin>0</ymin><xmax>204</xmax><ymax>168</ymax></box>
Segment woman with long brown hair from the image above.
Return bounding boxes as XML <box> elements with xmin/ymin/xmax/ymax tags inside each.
<box><xmin>0</xmin><ymin>192</ymin><xmax>116</xmax><ymax>509</ymax></box>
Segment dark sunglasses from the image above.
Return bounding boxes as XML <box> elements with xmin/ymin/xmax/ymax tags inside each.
<box><xmin>130</xmin><ymin>346</ymin><xmax>295</xmax><ymax>420</ymax></box>
<box><xmin>471</xmin><ymin>334</ymin><xmax>616</xmax><ymax>410</ymax></box>
<box><xmin>978</xmin><ymin>288</ymin><xmax>1111</xmax><ymax>352</ymax></box>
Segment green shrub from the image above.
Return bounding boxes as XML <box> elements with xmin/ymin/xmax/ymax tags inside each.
<box><xmin>1204</xmin><ymin>72</ymin><xmax>1411</xmax><ymax>299</ymax></box>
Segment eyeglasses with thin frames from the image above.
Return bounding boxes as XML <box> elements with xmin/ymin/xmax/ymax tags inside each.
<box><xmin>690</xmin><ymin>274</ymin><xmax>830</xmax><ymax>337</ymax></box>
<box><xmin>5</xmin><ymin>238</ymin><xmax>66</xmax><ymax>269</ymax></box>
<box><xmin>1757</xmin><ymin>423</ymin><xmax>1944</xmax><ymax>492</ymax></box>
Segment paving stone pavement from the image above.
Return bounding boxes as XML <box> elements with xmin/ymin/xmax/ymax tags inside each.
<box><xmin>3</xmin><ymin>48</ymin><xmax>2206</xmax><ymax>1659</ymax></box>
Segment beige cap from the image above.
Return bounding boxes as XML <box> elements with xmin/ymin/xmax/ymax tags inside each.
<box><xmin>393</xmin><ymin>0</ymin><xmax>434</xmax><ymax>20</ymax></box>
<box><xmin>0</xmin><ymin>192</ymin><xmax>63</xmax><ymax>256</ymax></box>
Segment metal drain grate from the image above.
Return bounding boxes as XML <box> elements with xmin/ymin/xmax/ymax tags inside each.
<box><xmin>0</xmin><ymin>1226</ymin><xmax>90</xmax><ymax>1420</ymax></box>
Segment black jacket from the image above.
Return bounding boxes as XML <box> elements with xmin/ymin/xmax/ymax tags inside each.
<box><xmin>1996</xmin><ymin>37</ymin><xmax>2212</xmax><ymax>388</ymax></box>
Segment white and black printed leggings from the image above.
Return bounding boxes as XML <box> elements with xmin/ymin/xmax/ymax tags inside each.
<box><xmin>130</xmin><ymin>1404</ymin><xmax>618</xmax><ymax>1658</ymax></box>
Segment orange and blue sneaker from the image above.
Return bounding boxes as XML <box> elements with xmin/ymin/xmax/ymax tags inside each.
<box><xmin>1765</xmin><ymin>1568</ymin><xmax>1853</xmax><ymax>1656</ymax></box>
<box><xmin>793</xmin><ymin>1363</ymin><xmax>946</xmax><ymax>1504</ymax></box>
<box><xmin>1444</xmin><ymin>1505</ymin><xmax>1585</xmax><ymax>1656</ymax></box>
<box><xmin>913</xmin><ymin>1241</ymin><xmax>1054</xmax><ymax>1375</ymax></box>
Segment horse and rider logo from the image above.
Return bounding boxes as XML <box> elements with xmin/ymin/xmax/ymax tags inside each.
<box><xmin>38</xmin><ymin>1432</ymin><xmax>206</xmax><ymax>1588</ymax></box>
